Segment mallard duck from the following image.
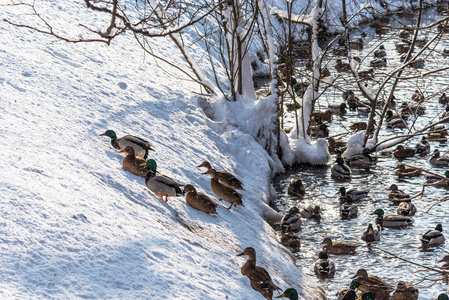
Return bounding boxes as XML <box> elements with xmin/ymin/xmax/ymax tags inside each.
<box><xmin>320</xmin><ymin>67</ymin><xmax>331</xmax><ymax>78</ymax></box>
<box><xmin>439</xmin><ymin>105</ymin><xmax>449</xmax><ymax>122</ymax></box>
<box><xmin>237</xmin><ymin>247</ymin><xmax>281</xmax><ymax>300</ymax></box>
<box><xmin>202</xmin><ymin>169</ymin><xmax>243</xmax><ymax>210</ymax></box>
<box><xmin>395</xmin><ymin>163</ymin><xmax>422</xmax><ymax>177</ymax></box>
<box><xmin>401</xmin><ymin>103</ymin><xmax>426</xmax><ymax>117</ymax></box>
<box><xmin>394</xmin><ymin>145</ymin><xmax>415</xmax><ymax>159</ymax></box>
<box><xmin>438</xmin><ymin>255</ymin><xmax>449</xmax><ymax>269</ymax></box>
<box><xmin>443</xmin><ymin>49</ymin><xmax>449</xmax><ymax>57</ymax></box>
<box><xmin>99</xmin><ymin>129</ymin><xmax>154</xmax><ymax>159</ymax></box>
<box><xmin>421</xmin><ymin>224</ymin><xmax>445</xmax><ymax>245</ymax></box>
<box><xmin>386</xmin><ymin>110</ymin><xmax>406</xmax><ymax>123</ymax></box>
<box><xmin>414</xmin><ymin>136</ymin><xmax>431</xmax><ymax>155</ymax></box>
<box><xmin>345</xmin><ymin>149</ymin><xmax>374</xmax><ymax>167</ymax></box>
<box><xmin>350</xmin><ymin>121</ymin><xmax>367</xmax><ymax>131</ymax></box>
<box><xmin>314</xmin><ymin>251</ymin><xmax>336</xmax><ymax>276</ymax></box>
<box><xmin>343</xmin><ymin>90</ymin><xmax>355</xmax><ymax>101</ymax></box>
<box><xmin>426</xmin><ymin>170</ymin><xmax>449</xmax><ymax>187</ymax></box>
<box><xmin>388</xmin><ymin>184</ymin><xmax>410</xmax><ymax>203</ymax></box>
<box><xmin>332</xmin><ymin>157</ymin><xmax>351</xmax><ymax>179</ymax></box>
<box><xmin>415</xmin><ymin>36</ymin><xmax>427</xmax><ymax>47</ymax></box>
<box><xmin>280</xmin><ymin>232</ymin><xmax>301</xmax><ymax>253</ymax></box>
<box><xmin>197</xmin><ymin>161</ymin><xmax>244</xmax><ymax>190</ymax></box>
<box><xmin>396</xmin><ymin>43</ymin><xmax>410</xmax><ymax>54</ymax></box>
<box><xmin>287</xmin><ymin>177</ymin><xmax>305</xmax><ymax>197</ymax></box>
<box><xmin>280</xmin><ymin>207</ymin><xmax>302</xmax><ymax>233</ymax></box>
<box><xmin>354</xmin><ymin>268</ymin><xmax>393</xmax><ymax>300</ymax></box>
<box><xmin>412</xmin><ymin>90</ymin><xmax>425</xmax><ymax>102</ymax></box>
<box><xmin>387</xmin><ymin>118</ymin><xmax>407</xmax><ymax>129</ymax></box>
<box><xmin>357</xmin><ymin>105</ymin><xmax>371</xmax><ymax>116</ymax></box>
<box><xmin>183</xmin><ymin>184</ymin><xmax>217</xmax><ymax>215</ymax></box>
<box><xmin>321</xmin><ymin>237</ymin><xmax>358</xmax><ymax>255</ymax></box>
<box><xmin>427</xmin><ymin>132</ymin><xmax>448</xmax><ymax>142</ymax></box>
<box><xmin>336</xmin><ymin>59</ymin><xmax>351</xmax><ymax>72</ymax></box>
<box><xmin>370</xmin><ymin>208</ymin><xmax>413</xmax><ymax>228</ymax></box>
<box><xmin>437</xmin><ymin>293</ymin><xmax>449</xmax><ymax>300</ymax></box>
<box><xmin>370</xmin><ymin>58</ymin><xmax>387</xmax><ymax>68</ymax></box>
<box><xmin>361</xmin><ymin>223</ymin><xmax>381</xmax><ymax>243</ymax></box>
<box><xmin>119</xmin><ymin>146</ymin><xmax>148</xmax><ymax>178</ymax></box>
<box><xmin>337</xmin><ymin>187</ymin><xmax>369</xmax><ymax>202</ymax></box>
<box><xmin>336</xmin><ymin>280</ymin><xmax>366</xmax><ymax>300</ymax></box>
<box><xmin>328</xmin><ymin>137</ymin><xmax>347</xmax><ymax>154</ymax></box>
<box><xmin>439</xmin><ymin>93</ymin><xmax>449</xmax><ymax>105</ymax></box>
<box><xmin>301</xmin><ymin>205</ymin><xmax>321</xmax><ymax>219</ymax></box>
<box><xmin>398</xmin><ymin>29</ymin><xmax>411</xmax><ymax>39</ymax></box>
<box><xmin>340</xmin><ymin>196</ymin><xmax>358</xmax><ymax>219</ymax></box>
<box><xmin>141</xmin><ymin>159</ymin><xmax>183</xmax><ymax>202</ymax></box>
<box><xmin>312</xmin><ymin>110</ymin><xmax>333</xmax><ymax>123</ymax></box>
<box><xmin>334</xmin><ymin>46</ymin><xmax>348</xmax><ymax>56</ymax></box>
<box><xmin>392</xmin><ymin>281</ymin><xmax>419</xmax><ymax>300</ymax></box>
<box><xmin>430</xmin><ymin>149</ymin><xmax>449</xmax><ymax>167</ymax></box>
<box><xmin>358</xmin><ymin>69</ymin><xmax>374</xmax><ymax>81</ymax></box>
<box><xmin>374</xmin><ymin>45</ymin><xmax>387</xmax><ymax>58</ymax></box>
<box><xmin>309</xmin><ymin>123</ymin><xmax>329</xmax><ymax>138</ymax></box>
<box><xmin>349</xmin><ymin>38</ymin><xmax>364</xmax><ymax>50</ymax></box>
<box><xmin>329</xmin><ymin>103</ymin><xmax>347</xmax><ymax>115</ymax></box>
<box><xmin>397</xmin><ymin>201</ymin><xmax>417</xmax><ymax>216</ymax></box>
<box><xmin>275</xmin><ymin>288</ymin><xmax>298</xmax><ymax>300</ymax></box>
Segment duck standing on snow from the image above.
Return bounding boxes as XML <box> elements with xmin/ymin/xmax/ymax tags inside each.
<box><xmin>287</xmin><ymin>177</ymin><xmax>305</xmax><ymax>197</ymax></box>
<box><xmin>119</xmin><ymin>146</ymin><xmax>148</xmax><ymax>178</ymax></box>
<box><xmin>314</xmin><ymin>251</ymin><xmax>336</xmax><ymax>277</ymax></box>
<box><xmin>397</xmin><ymin>201</ymin><xmax>417</xmax><ymax>216</ymax></box>
<box><xmin>332</xmin><ymin>157</ymin><xmax>351</xmax><ymax>179</ymax></box>
<box><xmin>421</xmin><ymin>224</ymin><xmax>445</xmax><ymax>246</ymax></box>
<box><xmin>197</xmin><ymin>161</ymin><xmax>244</xmax><ymax>190</ymax></box>
<box><xmin>280</xmin><ymin>207</ymin><xmax>302</xmax><ymax>233</ymax></box>
<box><xmin>430</xmin><ymin>149</ymin><xmax>449</xmax><ymax>167</ymax></box>
<box><xmin>321</xmin><ymin>237</ymin><xmax>358</xmax><ymax>255</ymax></box>
<box><xmin>275</xmin><ymin>288</ymin><xmax>299</xmax><ymax>300</ymax></box>
<box><xmin>100</xmin><ymin>129</ymin><xmax>154</xmax><ymax>159</ymax></box>
<box><xmin>392</xmin><ymin>281</ymin><xmax>419</xmax><ymax>300</ymax></box>
<box><xmin>141</xmin><ymin>159</ymin><xmax>183</xmax><ymax>202</ymax></box>
<box><xmin>361</xmin><ymin>223</ymin><xmax>381</xmax><ymax>243</ymax></box>
<box><xmin>354</xmin><ymin>268</ymin><xmax>393</xmax><ymax>300</ymax></box>
<box><xmin>237</xmin><ymin>247</ymin><xmax>281</xmax><ymax>300</ymax></box>
<box><xmin>183</xmin><ymin>184</ymin><xmax>217</xmax><ymax>215</ymax></box>
<box><xmin>202</xmin><ymin>168</ymin><xmax>243</xmax><ymax>210</ymax></box>
<box><xmin>370</xmin><ymin>208</ymin><xmax>413</xmax><ymax>228</ymax></box>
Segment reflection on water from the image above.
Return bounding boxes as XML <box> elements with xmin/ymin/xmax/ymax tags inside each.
<box><xmin>272</xmin><ymin>6</ymin><xmax>449</xmax><ymax>300</ymax></box>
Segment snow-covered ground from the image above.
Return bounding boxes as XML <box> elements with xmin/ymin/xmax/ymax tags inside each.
<box><xmin>0</xmin><ymin>1</ymin><xmax>330</xmax><ymax>299</ymax></box>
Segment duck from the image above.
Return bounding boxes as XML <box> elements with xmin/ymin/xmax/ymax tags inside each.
<box><xmin>141</xmin><ymin>159</ymin><xmax>183</xmax><ymax>202</ymax></box>
<box><xmin>401</xmin><ymin>103</ymin><xmax>426</xmax><ymax>117</ymax></box>
<box><xmin>395</xmin><ymin>163</ymin><xmax>422</xmax><ymax>177</ymax></box>
<box><xmin>361</xmin><ymin>223</ymin><xmax>381</xmax><ymax>243</ymax></box>
<box><xmin>197</xmin><ymin>161</ymin><xmax>244</xmax><ymax>190</ymax></box>
<box><xmin>119</xmin><ymin>146</ymin><xmax>148</xmax><ymax>178</ymax></box>
<box><xmin>328</xmin><ymin>137</ymin><xmax>347</xmax><ymax>154</ymax></box>
<box><xmin>280</xmin><ymin>232</ymin><xmax>301</xmax><ymax>253</ymax></box>
<box><xmin>332</xmin><ymin>157</ymin><xmax>352</xmax><ymax>179</ymax></box>
<box><xmin>280</xmin><ymin>207</ymin><xmax>302</xmax><ymax>233</ymax></box>
<box><xmin>314</xmin><ymin>251</ymin><xmax>336</xmax><ymax>276</ymax></box>
<box><xmin>411</xmin><ymin>90</ymin><xmax>425</xmax><ymax>102</ymax></box>
<box><xmin>388</xmin><ymin>184</ymin><xmax>410</xmax><ymax>203</ymax></box>
<box><xmin>439</xmin><ymin>93</ymin><xmax>449</xmax><ymax>105</ymax></box>
<box><xmin>329</xmin><ymin>103</ymin><xmax>347</xmax><ymax>115</ymax></box>
<box><xmin>345</xmin><ymin>149</ymin><xmax>374</xmax><ymax>167</ymax></box>
<box><xmin>443</xmin><ymin>49</ymin><xmax>449</xmax><ymax>57</ymax></box>
<box><xmin>386</xmin><ymin>110</ymin><xmax>406</xmax><ymax>123</ymax></box>
<box><xmin>275</xmin><ymin>288</ymin><xmax>299</xmax><ymax>300</ymax></box>
<box><xmin>99</xmin><ymin>129</ymin><xmax>154</xmax><ymax>159</ymax></box>
<box><xmin>320</xmin><ymin>67</ymin><xmax>331</xmax><ymax>78</ymax></box>
<box><xmin>333</xmin><ymin>45</ymin><xmax>348</xmax><ymax>56</ymax></box>
<box><xmin>439</xmin><ymin>105</ymin><xmax>449</xmax><ymax>122</ymax></box>
<box><xmin>437</xmin><ymin>294</ymin><xmax>449</xmax><ymax>300</ymax></box>
<box><xmin>396</xmin><ymin>42</ymin><xmax>410</xmax><ymax>54</ymax></box>
<box><xmin>387</xmin><ymin>117</ymin><xmax>407</xmax><ymax>129</ymax></box>
<box><xmin>337</xmin><ymin>186</ymin><xmax>369</xmax><ymax>202</ymax></box>
<box><xmin>415</xmin><ymin>136</ymin><xmax>431</xmax><ymax>155</ymax></box>
<box><xmin>392</xmin><ymin>281</ymin><xmax>419</xmax><ymax>300</ymax></box>
<box><xmin>335</xmin><ymin>59</ymin><xmax>351</xmax><ymax>72</ymax></box>
<box><xmin>430</xmin><ymin>149</ymin><xmax>449</xmax><ymax>167</ymax></box>
<box><xmin>426</xmin><ymin>170</ymin><xmax>449</xmax><ymax>187</ymax></box>
<box><xmin>370</xmin><ymin>208</ymin><xmax>413</xmax><ymax>228</ymax></box>
<box><xmin>370</xmin><ymin>58</ymin><xmax>387</xmax><ymax>68</ymax></box>
<box><xmin>357</xmin><ymin>105</ymin><xmax>371</xmax><ymax>116</ymax></box>
<box><xmin>340</xmin><ymin>196</ymin><xmax>358</xmax><ymax>220</ymax></box>
<box><xmin>287</xmin><ymin>177</ymin><xmax>305</xmax><ymax>197</ymax></box>
<box><xmin>354</xmin><ymin>268</ymin><xmax>393</xmax><ymax>300</ymax></box>
<box><xmin>183</xmin><ymin>184</ymin><xmax>217</xmax><ymax>215</ymax></box>
<box><xmin>397</xmin><ymin>201</ymin><xmax>417</xmax><ymax>216</ymax></box>
<box><xmin>415</xmin><ymin>36</ymin><xmax>427</xmax><ymax>47</ymax></box>
<box><xmin>321</xmin><ymin>237</ymin><xmax>358</xmax><ymax>255</ymax></box>
<box><xmin>398</xmin><ymin>30</ymin><xmax>411</xmax><ymax>39</ymax></box>
<box><xmin>336</xmin><ymin>280</ymin><xmax>367</xmax><ymax>300</ymax></box>
<box><xmin>312</xmin><ymin>110</ymin><xmax>333</xmax><ymax>123</ymax></box>
<box><xmin>349</xmin><ymin>38</ymin><xmax>364</xmax><ymax>50</ymax></box>
<box><xmin>359</xmin><ymin>69</ymin><xmax>374</xmax><ymax>81</ymax></box>
<box><xmin>421</xmin><ymin>224</ymin><xmax>445</xmax><ymax>246</ymax></box>
<box><xmin>374</xmin><ymin>45</ymin><xmax>387</xmax><ymax>58</ymax></box>
<box><xmin>426</xmin><ymin>132</ymin><xmax>448</xmax><ymax>142</ymax></box>
<box><xmin>237</xmin><ymin>247</ymin><xmax>281</xmax><ymax>300</ymax></box>
<box><xmin>393</xmin><ymin>145</ymin><xmax>415</xmax><ymax>159</ymax></box>
<box><xmin>301</xmin><ymin>205</ymin><xmax>321</xmax><ymax>219</ymax></box>
<box><xmin>202</xmin><ymin>168</ymin><xmax>243</xmax><ymax>210</ymax></box>
<box><xmin>438</xmin><ymin>255</ymin><xmax>449</xmax><ymax>270</ymax></box>
<box><xmin>350</xmin><ymin>121</ymin><xmax>367</xmax><ymax>131</ymax></box>
<box><xmin>309</xmin><ymin>123</ymin><xmax>329</xmax><ymax>138</ymax></box>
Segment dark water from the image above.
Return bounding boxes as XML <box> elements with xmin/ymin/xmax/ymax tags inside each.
<box><xmin>272</xmin><ymin>6</ymin><xmax>449</xmax><ymax>300</ymax></box>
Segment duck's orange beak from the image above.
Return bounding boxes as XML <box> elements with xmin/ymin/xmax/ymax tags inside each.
<box><xmin>275</xmin><ymin>293</ymin><xmax>286</xmax><ymax>298</ymax></box>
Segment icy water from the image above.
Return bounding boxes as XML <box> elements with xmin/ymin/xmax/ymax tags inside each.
<box><xmin>272</xmin><ymin>6</ymin><xmax>449</xmax><ymax>300</ymax></box>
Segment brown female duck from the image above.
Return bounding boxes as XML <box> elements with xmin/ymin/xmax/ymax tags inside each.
<box><xmin>119</xmin><ymin>146</ymin><xmax>148</xmax><ymax>178</ymax></box>
<box><xmin>183</xmin><ymin>184</ymin><xmax>217</xmax><ymax>215</ymax></box>
<box><xmin>321</xmin><ymin>237</ymin><xmax>358</xmax><ymax>255</ymax></box>
<box><xmin>354</xmin><ymin>268</ymin><xmax>393</xmax><ymax>300</ymax></box>
<box><xmin>392</xmin><ymin>281</ymin><xmax>419</xmax><ymax>300</ymax></box>
<box><xmin>197</xmin><ymin>161</ymin><xmax>244</xmax><ymax>190</ymax></box>
<box><xmin>202</xmin><ymin>168</ymin><xmax>243</xmax><ymax>210</ymax></box>
<box><xmin>393</xmin><ymin>145</ymin><xmax>415</xmax><ymax>159</ymax></box>
<box><xmin>395</xmin><ymin>164</ymin><xmax>422</xmax><ymax>177</ymax></box>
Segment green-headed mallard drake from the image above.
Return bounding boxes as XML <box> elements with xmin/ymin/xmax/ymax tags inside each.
<box><xmin>397</xmin><ymin>201</ymin><xmax>417</xmax><ymax>216</ymax></box>
<box><xmin>439</xmin><ymin>255</ymin><xmax>449</xmax><ymax>269</ymax></box>
<box><xmin>426</xmin><ymin>170</ymin><xmax>449</xmax><ymax>187</ymax></box>
<box><xmin>430</xmin><ymin>149</ymin><xmax>449</xmax><ymax>167</ymax></box>
<box><xmin>332</xmin><ymin>157</ymin><xmax>352</xmax><ymax>179</ymax></box>
<box><xmin>197</xmin><ymin>161</ymin><xmax>244</xmax><ymax>190</ymax></box>
<box><xmin>437</xmin><ymin>293</ymin><xmax>449</xmax><ymax>300</ymax></box>
<box><xmin>237</xmin><ymin>247</ymin><xmax>281</xmax><ymax>300</ymax></box>
<box><xmin>415</xmin><ymin>136</ymin><xmax>431</xmax><ymax>155</ymax></box>
<box><xmin>394</xmin><ymin>145</ymin><xmax>415</xmax><ymax>159</ymax></box>
<box><xmin>370</xmin><ymin>208</ymin><xmax>413</xmax><ymax>228</ymax></box>
<box><xmin>275</xmin><ymin>288</ymin><xmax>299</xmax><ymax>300</ymax></box>
<box><xmin>309</xmin><ymin>123</ymin><xmax>329</xmax><ymax>138</ymax></box>
<box><xmin>354</xmin><ymin>268</ymin><xmax>393</xmax><ymax>300</ymax></box>
<box><xmin>336</xmin><ymin>59</ymin><xmax>351</xmax><ymax>73</ymax></box>
<box><xmin>328</xmin><ymin>138</ymin><xmax>347</xmax><ymax>154</ymax></box>
<box><xmin>280</xmin><ymin>207</ymin><xmax>302</xmax><ymax>233</ymax></box>
<box><xmin>345</xmin><ymin>149</ymin><xmax>374</xmax><ymax>167</ymax></box>
<box><xmin>141</xmin><ymin>159</ymin><xmax>183</xmax><ymax>202</ymax></box>
<box><xmin>336</xmin><ymin>279</ymin><xmax>366</xmax><ymax>300</ymax></box>
<box><xmin>100</xmin><ymin>129</ymin><xmax>154</xmax><ymax>159</ymax></box>
<box><xmin>280</xmin><ymin>232</ymin><xmax>301</xmax><ymax>253</ymax></box>
<box><xmin>361</xmin><ymin>223</ymin><xmax>381</xmax><ymax>243</ymax></box>
<box><xmin>439</xmin><ymin>93</ymin><xmax>449</xmax><ymax>105</ymax></box>
<box><xmin>321</xmin><ymin>237</ymin><xmax>358</xmax><ymax>255</ymax></box>
<box><xmin>340</xmin><ymin>196</ymin><xmax>358</xmax><ymax>220</ymax></box>
<box><xmin>337</xmin><ymin>187</ymin><xmax>369</xmax><ymax>202</ymax></box>
<box><xmin>301</xmin><ymin>205</ymin><xmax>321</xmax><ymax>219</ymax></box>
<box><xmin>119</xmin><ymin>146</ymin><xmax>148</xmax><ymax>178</ymax></box>
<box><xmin>314</xmin><ymin>251</ymin><xmax>336</xmax><ymax>277</ymax></box>
<box><xmin>370</xmin><ymin>58</ymin><xmax>387</xmax><ymax>68</ymax></box>
<box><xmin>392</xmin><ymin>281</ymin><xmax>419</xmax><ymax>300</ymax></box>
<box><xmin>388</xmin><ymin>184</ymin><xmax>410</xmax><ymax>203</ymax></box>
<box><xmin>329</xmin><ymin>103</ymin><xmax>347</xmax><ymax>115</ymax></box>
<box><xmin>183</xmin><ymin>184</ymin><xmax>217</xmax><ymax>215</ymax></box>
<box><xmin>421</xmin><ymin>224</ymin><xmax>445</xmax><ymax>246</ymax></box>
<box><xmin>374</xmin><ymin>45</ymin><xmax>387</xmax><ymax>58</ymax></box>
<box><xmin>287</xmin><ymin>178</ymin><xmax>305</xmax><ymax>197</ymax></box>
<box><xmin>202</xmin><ymin>168</ymin><xmax>243</xmax><ymax>210</ymax></box>
<box><xmin>395</xmin><ymin>163</ymin><xmax>422</xmax><ymax>177</ymax></box>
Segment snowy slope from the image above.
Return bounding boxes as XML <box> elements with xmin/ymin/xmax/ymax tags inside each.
<box><xmin>0</xmin><ymin>1</ymin><xmax>326</xmax><ymax>299</ymax></box>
